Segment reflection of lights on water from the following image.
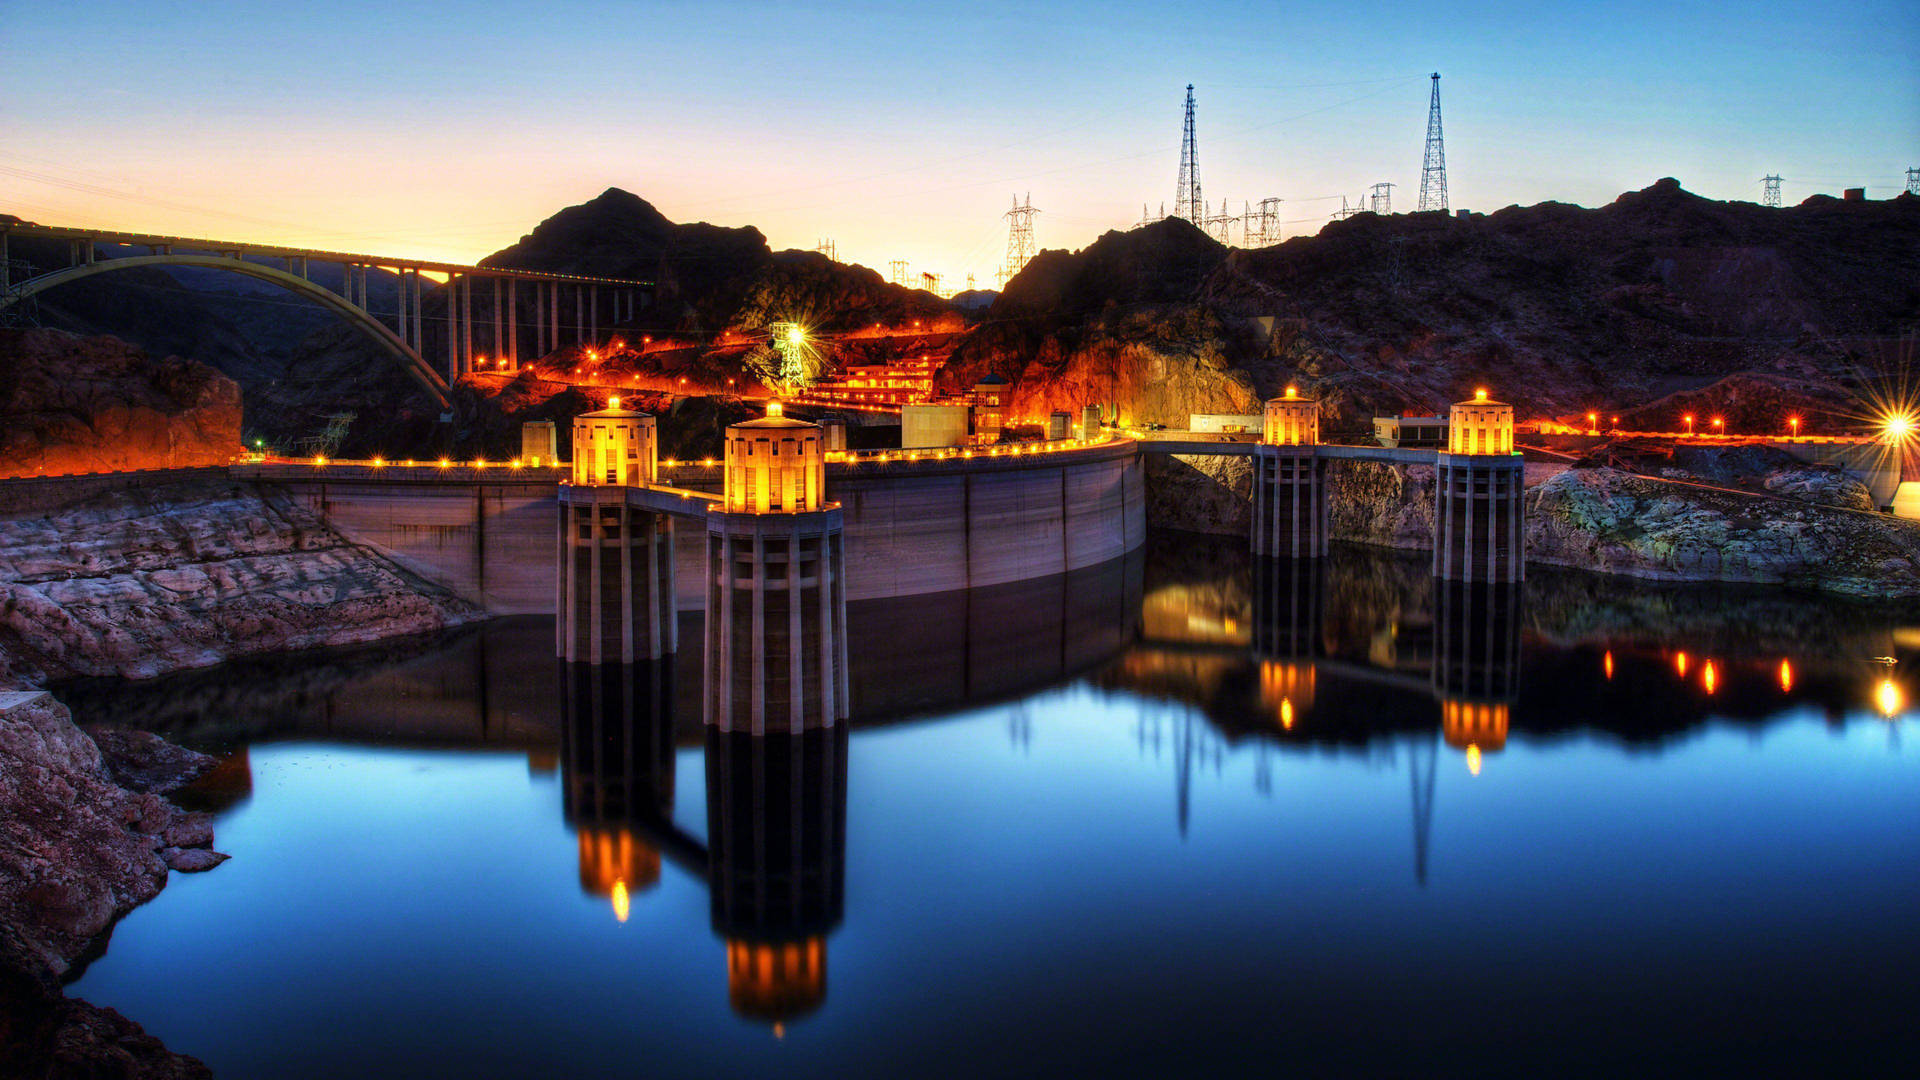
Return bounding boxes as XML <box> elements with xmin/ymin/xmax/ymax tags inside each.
<box><xmin>1466</xmin><ymin>745</ymin><xmax>1482</xmax><ymax>776</ymax></box>
<box><xmin>1778</xmin><ymin>659</ymin><xmax>1794</xmax><ymax>694</ymax></box>
<box><xmin>1703</xmin><ymin>660</ymin><xmax>1718</xmax><ymax>695</ymax></box>
<box><xmin>1280</xmin><ymin>698</ymin><xmax>1294</xmax><ymax>729</ymax></box>
<box><xmin>1675</xmin><ymin>651</ymin><xmax>1690</xmax><ymax>678</ymax></box>
<box><xmin>1603</xmin><ymin>650</ymin><xmax>1614</xmax><ymax>680</ymax></box>
<box><xmin>1877</xmin><ymin>679</ymin><xmax>1906</xmax><ymax>719</ymax></box>
<box><xmin>612</xmin><ymin>880</ymin><xmax>630</xmax><ymax>923</ymax></box>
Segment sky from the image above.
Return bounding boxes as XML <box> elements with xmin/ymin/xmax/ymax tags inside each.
<box><xmin>2</xmin><ymin>0</ymin><xmax>1915</xmax><ymax>286</ymax></box>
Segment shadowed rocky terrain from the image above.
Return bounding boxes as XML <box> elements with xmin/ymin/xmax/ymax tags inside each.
<box><xmin>0</xmin><ymin>329</ymin><xmax>243</xmax><ymax>478</ymax></box>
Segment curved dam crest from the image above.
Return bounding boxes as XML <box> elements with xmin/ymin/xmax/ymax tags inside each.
<box><xmin>233</xmin><ymin>440</ymin><xmax>1146</xmax><ymax>614</ymax></box>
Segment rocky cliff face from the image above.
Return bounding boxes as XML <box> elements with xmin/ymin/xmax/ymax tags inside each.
<box><xmin>1524</xmin><ymin>468</ymin><xmax>1920</xmax><ymax>596</ymax></box>
<box><xmin>1</xmin><ymin>690</ymin><xmax>219</xmax><ymax>1077</ymax></box>
<box><xmin>0</xmin><ymin>329</ymin><xmax>243</xmax><ymax>478</ymax></box>
<box><xmin>0</xmin><ymin>478</ymin><xmax>481</xmax><ymax>687</ymax></box>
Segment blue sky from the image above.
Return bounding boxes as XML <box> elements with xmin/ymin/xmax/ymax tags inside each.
<box><xmin>2</xmin><ymin>0</ymin><xmax>1913</xmax><ymax>282</ymax></box>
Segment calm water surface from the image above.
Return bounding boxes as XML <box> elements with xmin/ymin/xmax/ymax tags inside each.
<box><xmin>63</xmin><ymin>536</ymin><xmax>1920</xmax><ymax>1076</ymax></box>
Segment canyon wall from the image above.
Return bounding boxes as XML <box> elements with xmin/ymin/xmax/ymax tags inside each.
<box><xmin>0</xmin><ymin>328</ymin><xmax>242</xmax><ymax>479</ymax></box>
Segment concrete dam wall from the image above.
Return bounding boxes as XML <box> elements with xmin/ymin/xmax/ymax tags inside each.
<box><xmin>236</xmin><ymin>440</ymin><xmax>1145</xmax><ymax>615</ymax></box>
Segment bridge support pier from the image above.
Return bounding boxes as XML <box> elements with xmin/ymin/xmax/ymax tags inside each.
<box><xmin>557</xmin><ymin>487</ymin><xmax>678</xmax><ymax>665</ymax></box>
<box><xmin>507</xmin><ymin>278</ymin><xmax>518</xmax><ymax>369</ymax></box>
<box><xmin>704</xmin><ymin>509</ymin><xmax>849</xmax><ymax>734</ymax></box>
<box><xmin>1251</xmin><ymin>445</ymin><xmax>1328</xmax><ymax>559</ymax></box>
<box><xmin>1432</xmin><ymin>453</ymin><xmax>1524</xmax><ymax>583</ymax></box>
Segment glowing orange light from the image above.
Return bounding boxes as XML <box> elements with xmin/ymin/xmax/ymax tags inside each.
<box><xmin>1675</xmin><ymin>651</ymin><xmax>1690</xmax><ymax>678</ymax></box>
<box><xmin>1466</xmin><ymin>744</ymin><xmax>1483</xmax><ymax>776</ymax></box>
<box><xmin>1603</xmin><ymin>650</ymin><xmax>1614</xmax><ymax>680</ymax></box>
<box><xmin>1587</xmin><ymin>411</ymin><xmax>1598</xmax><ymax>428</ymax></box>
<box><xmin>1474</xmin><ymin>387</ymin><xmax>1488</xmax><ymax>401</ymax></box>
<box><xmin>1280</xmin><ymin>698</ymin><xmax>1294</xmax><ymax>729</ymax></box>
<box><xmin>1778</xmin><ymin>659</ymin><xmax>1793</xmax><ymax>693</ymax></box>
<box><xmin>1285</xmin><ymin>384</ymin><xmax>1298</xmax><ymax>398</ymax></box>
<box><xmin>611</xmin><ymin>880</ymin><xmax>630</xmax><ymax>923</ymax></box>
<box><xmin>372</xmin><ymin>457</ymin><xmax>385</xmax><ymax>468</ymax></box>
<box><xmin>1703</xmin><ymin>660</ymin><xmax>1718</xmax><ymax>695</ymax></box>
<box><xmin>438</xmin><ymin>457</ymin><xmax>451</xmax><ymax>469</ymax></box>
<box><xmin>609</xmin><ymin>396</ymin><xmax>620</xmax><ymax>409</ymax></box>
<box><xmin>510</xmin><ymin>458</ymin><xmax>522</xmax><ymax>469</ymax></box>
<box><xmin>1877</xmin><ymin>678</ymin><xmax>1905</xmax><ymax>718</ymax></box>
<box><xmin>1886</xmin><ymin>413</ymin><xmax>1915</xmax><ymax>443</ymax></box>
<box><xmin>1788</xmin><ymin>416</ymin><xmax>1801</xmax><ymax>436</ymax></box>
<box><xmin>1711</xmin><ymin>416</ymin><xmax>1724</xmax><ymax>431</ymax></box>
<box><xmin>312</xmin><ymin>455</ymin><xmax>326</xmax><ymax>466</ymax></box>
<box><xmin>474</xmin><ymin>458</ymin><xmax>487</xmax><ymax>470</ymax></box>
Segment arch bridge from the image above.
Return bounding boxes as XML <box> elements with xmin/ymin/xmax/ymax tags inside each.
<box><xmin>0</xmin><ymin>221</ymin><xmax>654</xmax><ymax>413</ymax></box>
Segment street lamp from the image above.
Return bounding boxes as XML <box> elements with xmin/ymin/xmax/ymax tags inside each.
<box><xmin>1587</xmin><ymin>411</ymin><xmax>1598</xmax><ymax>433</ymax></box>
<box><xmin>1712</xmin><ymin>416</ymin><xmax>1724</xmax><ymax>434</ymax></box>
<box><xmin>1683</xmin><ymin>414</ymin><xmax>1694</xmax><ymax>435</ymax></box>
<box><xmin>1788</xmin><ymin>416</ymin><xmax>1800</xmax><ymax>437</ymax></box>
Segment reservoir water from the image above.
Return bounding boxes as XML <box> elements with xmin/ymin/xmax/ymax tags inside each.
<box><xmin>61</xmin><ymin>535</ymin><xmax>1920</xmax><ymax>1076</ymax></box>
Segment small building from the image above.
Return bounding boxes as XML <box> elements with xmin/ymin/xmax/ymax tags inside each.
<box><xmin>1080</xmin><ymin>404</ymin><xmax>1104</xmax><ymax>439</ymax></box>
<box><xmin>1262</xmin><ymin>386</ymin><xmax>1319</xmax><ymax>445</ymax></box>
<box><xmin>1189</xmin><ymin>413</ymin><xmax>1264</xmax><ymax>434</ymax></box>
<box><xmin>1449</xmin><ymin>390</ymin><xmax>1514</xmax><ymax>455</ymax></box>
<box><xmin>902</xmin><ymin>403</ymin><xmax>971</xmax><ymax>449</ymax></box>
<box><xmin>1047</xmin><ymin>411</ymin><xmax>1071</xmax><ymax>440</ymax></box>
<box><xmin>572</xmin><ymin>400</ymin><xmax>655</xmax><ymax>486</ymax></box>
<box><xmin>521</xmin><ymin>420</ymin><xmax>557</xmax><ymax>467</ymax></box>
<box><xmin>1373</xmin><ymin>415</ymin><xmax>1447</xmax><ymax>449</ymax></box>
<box><xmin>973</xmin><ymin>374</ymin><xmax>1009</xmax><ymax>440</ymax></box>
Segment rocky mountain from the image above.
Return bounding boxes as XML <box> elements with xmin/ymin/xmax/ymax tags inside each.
<box><xmin>0</xmin><ymin>328</ymin><xmax>243</xmax><ymax>477</ymax></box>
<box><xmin>480</xmin><ymin>187</ymin><xmax>955</xmax><ymax>337</ymax></box>
<box><xmin>946</xmin><ymin>180</ymin><xmax>1920</xmax><ymax>429</ymax></box>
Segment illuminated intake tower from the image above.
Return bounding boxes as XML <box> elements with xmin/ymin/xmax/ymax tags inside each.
<box><xmin>1251</xmin><ymin>386</ymin><xmax>1327</xmax><ymax>558</ymax></box>
<box><xmin>558</xmin><ymin>401</ymin><xmax>677</xmax><ymax>664</ymax></box>
<box><xmin>705</xmin><ymin>402</ymin><xmax>850</xmax><ymax>733</ymax></box>
<box><xmin>1433</xmin><ymin>390</ymin><xmax>1524</xmax><ymax>583</ymax></box>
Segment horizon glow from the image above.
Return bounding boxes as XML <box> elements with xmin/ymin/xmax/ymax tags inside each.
<box><xmin>2</xmin><ymin>0</ymin><xmax>1914</xmax><ymax>284</ymax></box>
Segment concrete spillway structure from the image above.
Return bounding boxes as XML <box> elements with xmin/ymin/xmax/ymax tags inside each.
<box><xmin>704</xmin><ymin>403</ymin><xmax>850</xmax><ymax>735</ymax></box>
<box><xmin>1433</xmin><ymin>390</ymin><xmax>1524</xmax><ymax>584</ymax></box>
<box><xmin>1251</xmin><ymin>387</ymin><xmax>1328</xmax><ymax>559</ymax></box>
<box><xmin>558</xmin><ymin>402</ymin><xmax>677</xmax><ymax>664</ymax></box>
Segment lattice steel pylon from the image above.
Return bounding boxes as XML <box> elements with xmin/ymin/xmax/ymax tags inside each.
<box><xmin>1203</xmin><ymin>199</ymin><xmax>1237</xmax><ymax>245</ymax></box>
<box><xmin>1244</xmin><ymin>197</ymin><xmax>1280</xmax><ymax>247</ymax></box>
<box><xmin>1001</xmin><ymin>193</ymin><xmax>1040</xmax><ymax>286</ymax></box>
<box><xmin>1175</xmin><ymin>84</ymin><xmax>1203</xmax><ymax>226</ymax></box>
<box><xmin>1908</xmin><ymin>167</ymin><xmax>1920</xmax><ymax>196</ymax></box>
<box><xmin>1417</xmin><ymin>73</ymin><xmax>1448</xmax><ymax>213</ymax></box>
<box><xmin>1762</xmin><ymin>175</ymin><xmax>1783</xmax><ymax>208</ymax></box>
<box><xmin>888</xmin><ymin>259</ymin><xmax>908</xmax><ymax>286</ymax></box>
<box><xmin>1371</xmin><ymin>182</ymin><xmax>1395</xmax><ymax>215</ymax></box>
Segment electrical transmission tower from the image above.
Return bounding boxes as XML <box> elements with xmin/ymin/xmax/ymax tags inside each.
<box><xmin>1333</xmin><ymin>195</ymin><xmax>1362</xmax><ymax>220</ymax></box>
<box><xmin>1761</xmin><ymin>175</ymin><xmax>1783</xmax><ymax>208</ymax></box>
<box><xmin>1175</xmin><ymin>84</ymin><xmax>1203</xmax><ymax>226</ymax></box>
<box><xmin>1371</xmin><ymin>182</ymin><xmax>1395</xmax><ymax>215</ymax></box>
<box><xmin>1244</xmin><ymin>197</ymin><xmax>1280</xmax><ymax>247</ymax></box>
<box><xmin>1417</xmin><ymin>73</ymin><xmax>1448</xmax><ymax>213</ymax></box>
<box><xmin>1001</xmin><ymin>193</ymin><xmax>1040</xmax><ymax>286</ymax></box>
<box><xmin>814</xmin><ymin>238</ymin><xmax>836</xmax><ymax>261</ymax></box>
<box><xmin>888</xmin><ymin>259</ymin><xmax>908</xmax><ymax>286</ymax></box>
<box><xmin>1203</xmin><ymin>200</ymin><xmax>1237</xmax><ymax>245</ymax></box>
<box><xmin>1137</xmin><ymin>202</ymin><xmax>1167</xmax><ymax>229</ymax></box>
<box><xmin>1905</xmin><ymin>167</ymin><xmax>1918</xmax><ymax>196</ymax></box>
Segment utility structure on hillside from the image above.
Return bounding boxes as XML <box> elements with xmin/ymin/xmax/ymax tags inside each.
<box><xmin>1908</xmin><ymin>167</ymin><xmax>1920</xmax><ymax>196</ymax></box>
<box><xmin>1243</xmin><ymin>198</ymin><xmax>1280</xmax><ymax>247</ymax></box>
<box><xmin>1001</xmin><ymin>193</ymin><xmax>1039</xmax><ymax>287</ymax></box>
<box><xmin>1203</xmin><ymin>199</ymin><xmax>1237</xmax><ymax>245</ymax></box>
<box><xmin>887</xmin><ymin>259</ymin><xmax>907</xmax><ymax>286</ymax></box>
<box><xmin>1371</xmin><ymin>182</ymin><xmax>1395</xmax><ymax>215</ymax></box>
<box><xmin>1418</xmin><ymin>73</ymin><xmax>1448</xmax><ymax>213</ymax></box>
<box><xmin>813</xmin><ymin>239</ymin><xmax>836</xmax><ymax>261</ymax></box>
<box><xmin>1175</xmin><ymin>84</ymin><xmax>1204</xmax><ymax>227</ymax></box>
<box><xmin>1137</xmin><ymin>202</ymin><xmax>1166</xmax><ymax>229</ymax></box>
<box><xmin>1762</xmin><ymin>175</ymin><xmax>1784</xmax><ymax>208</ymax></box>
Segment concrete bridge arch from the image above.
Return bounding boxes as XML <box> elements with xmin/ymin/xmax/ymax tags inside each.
<box><xmin>0</xmin><ymin>253</ymin><xmax>453</xmax><ymax>410</ymax></box>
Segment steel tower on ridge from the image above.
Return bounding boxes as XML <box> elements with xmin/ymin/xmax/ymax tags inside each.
<box><xmin>1175</xmin><ymin>85</ymin><xmax>1203</xmax><ymax>227</ymax></box>
<box><xmin>1418</xmin><ymin>73</ymin><xmax>1449</xmax><ymax>213</ymax></box>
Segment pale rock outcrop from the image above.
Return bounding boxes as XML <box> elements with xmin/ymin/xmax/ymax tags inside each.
<box><xmin>1523</xmin><ymin>468</ymin><xmax>1920</xmax><ymax>596</ymax></box>
<box><xmin>0</xmin><ymin>479</ymin><xmax>481</xmax><ymax>686</ymax></box>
